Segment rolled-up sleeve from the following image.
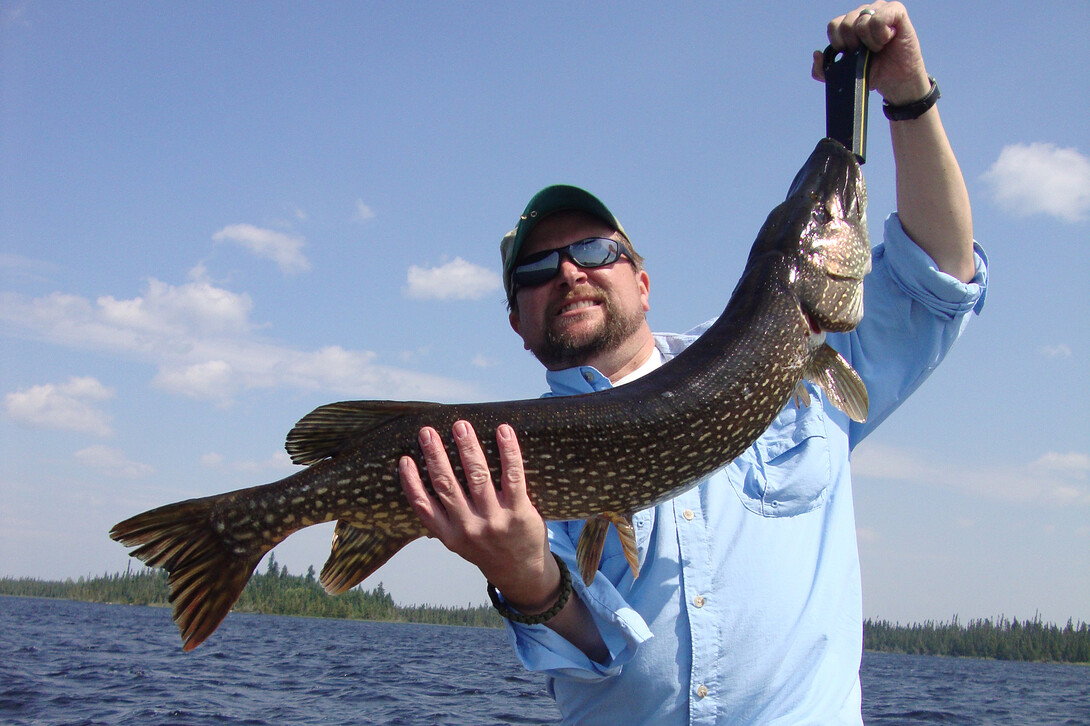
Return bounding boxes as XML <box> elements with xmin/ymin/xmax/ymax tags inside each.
<box><xmin>836</xmin><ymin>213</ymin><xmax>988</xmax><ymax>445</ymax></box>
<box><xmin>881</xmin><ymin>213</ymin><xmax>987</xmax><ymax>318</ymax></box>
<box><xmin>499</xmin><ymin>524</ymin><xmax>653</xmax><ymax>680</ymax></box>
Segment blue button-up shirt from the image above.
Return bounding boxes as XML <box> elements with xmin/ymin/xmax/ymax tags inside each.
<box><xmin>501</xmin><ymin>215</ymin><xmax>988</xmax><ymax>725</ymax></box>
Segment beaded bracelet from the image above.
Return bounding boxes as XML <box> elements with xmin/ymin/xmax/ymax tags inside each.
<box><xmin>487</xmin><ymin>552</ymin><xmax>572</xmax><ymax>626</ymax></box>
<box><xmin>883</xmin><ymin>76</ymin><xmax>941</xmax><ymax>121</ymax></box>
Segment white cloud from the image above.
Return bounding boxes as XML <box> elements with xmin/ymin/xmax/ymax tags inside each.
<box><xmin>354</xmin><ymin>200</ymin><xmax>376</xmax><ymax>221</ymax></box>
<box><xmin>981</xmin><ymin>142</ymin><xmax>1090</xmax><ymax>222</ymax></box>
<box><xmin>201</xmin><ymin>450</ymin><xmax>296</xmax><ymax>473</ymax></box>
<box><xmin>405</xmin><ymin>258</ymin><xmax>502</xmax><ymax>301</ymax></box>
<box><xmin>856</xmin><ymin>526</ymin><xmax>879</xmax><ymax>544</ymax></box>
<box><xmin>0</xmin><ymin>253</ymin><xmax>58</xmax><ymax>283</ymax></box>
<box><xmin>200</xmin><ymin>452</ymin><xmax>225</xmax><ymax>468</ymax></box>
<box><xmin>471</xmin><ymin>354</ymin><xmax>499</xmax><ymax>368</ymax></box>
<box><xmin>852</xmin><ymin>442</ymin><xmax>1090</xmax><ymax>505</ymax></box>
<box><xmin>3</xmin><ymin>376</ymin><xmax>114</xmax><ymax>436</ymax></box>
<box><xmin>74</xmin><ymin>445</ymin><xmax>154</xmax><ymax>478</ymax></box>
<box><xmin>212</xmin><ymin>223</ymin><xmax>310</xmax><ymax>274</ymax></box>
<box><xmin>0</xmin><ymin>278</ymin><xmax>476</xmax><ymax>405</ymax></box>
<box><xmin>1032</xmin><ymin>451</ymin><xmax>1090</xmax><ymax>480</ymax></box>
<box><xmin>1039</xmin><ymin>344</ymin><xmax>1072</xmax><ymax>358</ymax></box>
<box><xmin>98</xmin><ymin>273</ymin><xmax>253</xmax><ymax>337</ymax></box>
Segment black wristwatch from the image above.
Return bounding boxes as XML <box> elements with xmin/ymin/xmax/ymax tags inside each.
<box><xmin>882</xmin><ymin>76</ymin><xmax>941</xmax><ymax>121</ymax></box>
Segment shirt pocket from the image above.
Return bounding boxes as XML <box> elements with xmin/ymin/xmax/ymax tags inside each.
<box><xmin>726</xmin><ymin>388</ymin><xmax>831</xmax><ymax>517</ymax></box>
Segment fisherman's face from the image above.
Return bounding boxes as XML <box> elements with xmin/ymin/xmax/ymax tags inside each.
<box><xmin>509</xmin><ymin>210</ymin><xmax>650</xmax><ymax>370</ymax></box>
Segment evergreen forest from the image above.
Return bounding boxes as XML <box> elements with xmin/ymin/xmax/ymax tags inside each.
<box><xmin>3</xmin><ymin>560</ymin><xmax>1087</xmax><ymax>664</ymax></box>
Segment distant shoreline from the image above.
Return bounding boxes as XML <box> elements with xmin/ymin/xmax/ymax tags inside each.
<box><xmin>3</xmin><ymin>567</ymin><xmax>1088</xmax><ymax>664</ymax></box>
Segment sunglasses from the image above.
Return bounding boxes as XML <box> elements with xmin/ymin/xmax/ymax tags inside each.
<box><xmin>511</xmin><ymin>237</ymin><xmax>632</xmax><ymax>291</ymax></box>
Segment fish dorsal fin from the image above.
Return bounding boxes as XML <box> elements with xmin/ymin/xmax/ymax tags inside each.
<box><xmin>804</xmin><ymin>343</ymin><xmax>869</xmax><ymax>423</ymax></box>
<box><xmin>286</xmin><ymin>400</ymin><xmax>441</xmax><ymax>465</ymax></box>
<box><xmin>574</xmin><ymin>512</ymin><xmax>640</xmax><ymax>585</ymax></box>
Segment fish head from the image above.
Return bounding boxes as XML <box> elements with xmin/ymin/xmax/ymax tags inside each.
<box><xmin>778</xmin><ymin>138</ymin><xmax>872</xmax><ymax>334</ymax></box>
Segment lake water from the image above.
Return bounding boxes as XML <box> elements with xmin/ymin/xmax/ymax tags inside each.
<box><xmin>3</xmin><ymin>595</ymin><xmax>1087</xmax><ymax>725</ymax></box>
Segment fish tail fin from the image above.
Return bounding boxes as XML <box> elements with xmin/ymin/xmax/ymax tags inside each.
<box><xmin>575</xmin><ymin>512</ymin><xmax>640</xmax><ymax>586</ymax></box>
<box><xmin>320</xmin><ymin>521</ymin><xmax>419</xmax><ymax>595</ymax></box>
<box><xmin>110</xmin><ymin>497</ymin><xmax>267</xmax><ymax>651</ymax></box>
<box><xmin>804</xmin><ymin>343</ymin><xmax>869</xmax><ymax>423</ymax></box>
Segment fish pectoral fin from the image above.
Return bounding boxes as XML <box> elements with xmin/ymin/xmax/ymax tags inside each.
<box><xmin>607</xmin><ymin>512</ymin><xmax>641</xmax><ymax>580</ymax></box>
<box><xmin>286</xmin><ymin>400</ymin><xmax>443</xmax><ymax>465</ymax></box>
<box><xmin>320</xmin><ymin>521</ymin><xmax>419</xmax><ymax>595</ymax></box>
<box><xmin>575</xmin><ymin>517</ymin><xmax>609</xmax><ymax>586</ymax></box>
<box><xmin>805</xmin><ymin>343</ymin><xmax>869</xmax><ymax>423</ymax></box>
<box><xmin>574</xmin><ymin>512</ymin><xmax>641</xmax><ymax>586</ymax></box>
<box><xmin>792</xmin><ymin>382</ymin><xmax>812</xmax><ymax>409</ymax></box>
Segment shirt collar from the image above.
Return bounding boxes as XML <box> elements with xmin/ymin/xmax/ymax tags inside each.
<box><xmin>543</xmin><ymin>346</ymin><xmax>664</xmax><ymax>397</ymax></box>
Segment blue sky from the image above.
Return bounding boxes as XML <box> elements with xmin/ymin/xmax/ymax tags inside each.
<box><xmin>2</xmin><ymin>1</ymin><xmax>1087</xmax><ymax>626</ymax></box>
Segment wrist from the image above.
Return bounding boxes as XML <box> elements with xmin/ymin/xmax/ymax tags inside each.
<box><xmin>882</xmin><ymin>76</ymin><xmax>930</xmax><ymax>105</ymax></box>
<box><xmin>883</xmin><ymin>75</ymin><xmax>941</xmax><ymax>121</ymax></box>
<box><xmin>488</xmin><ymin>552</ymin><xmax>573</xmax><ymax>625</ymax></box>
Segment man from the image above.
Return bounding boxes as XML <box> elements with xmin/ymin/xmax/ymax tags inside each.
<box><xmin>399</xmin><ymin>2</ymin><xmax>988</xmax><ymax>723</ymax></box>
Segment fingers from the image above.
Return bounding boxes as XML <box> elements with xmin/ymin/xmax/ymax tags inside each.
<box><xmin>495</xmin><ymin>423</ymin><xmax>529</xmax><ymax>506</ymax></box>
<box><xmin>453</xmin><ymin>420</ymin><xmax>502</xmax><ymax>518</ymax></box>
<box><xmin>399</xmin><ymin>448</ymin><xmax>450</xmax><ymax>538</ymax></box>
<box><xmin>825</xmin><ymin>2</ymin><xmax>897</xmax><ymax>54</ymax></box>
<box><xmin>399</xmin><ymin>424</ymin><xmax>482</xmax><ymax>542</ymax></box>
<box><xmin>400</xmin><ymin>421</ymin><xmax>513</xmax><ymax>535</ymax></box>
<box><xmin>811</xmin><ymin>49</ymin><xmax>826</xmax><ymax>83</ymax></box>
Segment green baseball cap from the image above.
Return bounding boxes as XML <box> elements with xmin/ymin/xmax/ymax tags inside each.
<box><xmin>500</xmin><ymin>185</ymin><xmax>627</xmax><ymax>305</ymax></box>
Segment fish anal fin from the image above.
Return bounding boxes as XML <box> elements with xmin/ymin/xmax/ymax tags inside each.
<box><xmin>109</xmin><ymin>496</ymin><xmax>267</xmax><ymax>651</ymax></box>
<box><xmin>286</xmin><ymin>400</ymin><xmax>443</xmax><ymax>466</ymax></box>
<box><xmin>805</xmin><ymin>343</ymin><xmax>869</xmax><ymax>423</ymax></box>
<box><xmin>574</xmin><ymin>512</ymin><xmax>641</xmax><ymax>586</ymax></box>
<box><xmin>319</xmin><ymin>521</ymin><xmax>419</xmax><ymax>594</ymax></box>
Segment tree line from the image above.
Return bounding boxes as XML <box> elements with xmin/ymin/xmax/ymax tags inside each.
<box><xmin>863</xmin><ymin>614</ymin><xmax>1090</xmax><ymax>664</ymax></box>
<box><xmin>3</xmin><ymin>564</ymin><xmax>1088</xmax><ymax>663</ymax></box>
<box><xmin>0</xmin><ymin>555</ymin><xmax>502</xmax><ymax>629</ymax></box>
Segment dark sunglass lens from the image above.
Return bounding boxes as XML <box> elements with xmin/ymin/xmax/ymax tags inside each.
<box><xmin>570</xmin><ymin>238</ymin><xmax>620</xmax><ymax>267</ymax></box>
<box><xmin>512</xmin><ymin>250</ymin><xmax>561</xmax><ymax>288</ymax></box>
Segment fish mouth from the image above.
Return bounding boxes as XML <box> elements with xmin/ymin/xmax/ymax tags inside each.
<box><xmin>803</xmin><ymin>309</ymin><xmax>823</xmax><ymax>335</ymax></box>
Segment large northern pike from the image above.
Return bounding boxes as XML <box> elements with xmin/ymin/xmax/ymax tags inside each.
<box><xmin>111</xmin><ymin>138</ymin><xmax>871</xmax><ymax>651</ymax></box>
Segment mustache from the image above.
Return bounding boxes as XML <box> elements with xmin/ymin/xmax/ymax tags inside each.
<box><xmin>548</xmin><ymin>287</ymin><xmax>607</xmax><ymax>316</ymax></box>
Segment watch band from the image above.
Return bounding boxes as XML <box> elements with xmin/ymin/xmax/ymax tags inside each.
<box><xmin>487</xmin><ymin>552</ymin><xmax>572</xmax><ymax>626</ymax></box>
<box><xmin>882</xmin><ymin>76</ymin><xmax>941</xmax><ymax>121</ymax></box>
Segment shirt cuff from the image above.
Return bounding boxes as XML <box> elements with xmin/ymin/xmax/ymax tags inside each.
<box><xmin>499</xmin><ymin>553</ymin><xmax>652</xmax><ymax>681</ymax></box>
<box><xmin>881</xmin><ymin>213</ymin><xmax>988</xmax><ymax>317</ymax></box>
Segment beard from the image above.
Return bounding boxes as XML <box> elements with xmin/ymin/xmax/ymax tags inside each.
<box><xmin>528</xmin><ymin>292</ymin><xmax>646</xmax><ymax>370</ymax></box>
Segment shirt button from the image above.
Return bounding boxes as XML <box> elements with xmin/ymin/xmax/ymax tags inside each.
<box><xmin>696</xmin><ymin>684</ymin><xmax>709</xmax><ymax>699</ymax></box>
<box><xmin>682</xmin><ymin>509</ymin><xmax>695</xmax><ymax>521</ymax></box>
<box><xmin>693</xmin><ymin>595</ymin><xmax>706</xmax><ymax>608</ymax></box>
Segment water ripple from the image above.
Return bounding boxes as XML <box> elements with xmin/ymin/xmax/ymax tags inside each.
<box><xmin>4</xmin><ymin>596</ymin><xmax>1088</xmax><ymax>725</ymax></box>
